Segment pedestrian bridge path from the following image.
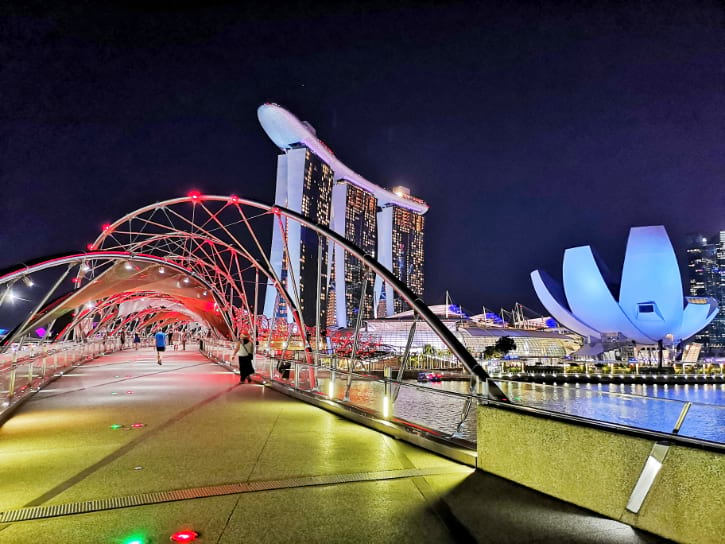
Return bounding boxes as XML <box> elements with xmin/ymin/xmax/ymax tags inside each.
<box><xmin>0</xmin><ymin>349</ymin><xmax>666</xmax><ymax>543</ymax></box>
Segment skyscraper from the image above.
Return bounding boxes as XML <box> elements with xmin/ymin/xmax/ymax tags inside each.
<box><xmin>265</xmin><ymin>146</ymin><xmax>334</xmax><ymax>326</ymax></box>
<box><xmin>330</xmin><ymin>181</ymin><xmax>377</xmax><ymax>327</ymax></box>
<box><xmin>375</xmin><ymin>187</ymin><xmax>426</xmax><ymax>315</ymax></box>
<box><xmin>258</xmin><ymin>103</ymin><xmax>428</xmax><ymax>328</ymax></box>
<box><xmin>686</xmin><ymin>232</ymin><xmax>725</xmax><ymax>351</ymax></box>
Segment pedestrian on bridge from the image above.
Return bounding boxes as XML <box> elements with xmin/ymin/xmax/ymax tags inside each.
<box><xmin>155</xmin><ymin>330</ymin><xmax>167</xmax><ymax>365</ymax></box>
<box><xmin>133</xmin><ymin>332</ymin><xmax>141</xmax><ymax>349</ymax></box>
<box><xmin>233</xmin><ymin>335</ymin><xmax>254</xmax><ymax>383</ymax></box>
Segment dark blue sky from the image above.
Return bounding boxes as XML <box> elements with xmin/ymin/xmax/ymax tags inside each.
<box><xmin>1</xmin><ymin>1</ymin><xmax>723</xmax><ymax>316</ymax></box>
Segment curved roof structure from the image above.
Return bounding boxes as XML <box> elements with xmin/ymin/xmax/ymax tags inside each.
<box><xmin>258</xmin><ymin>103</ymin><xmax>429</xmax><ymax>214</ymax></box>
<box><xmin>531</xmin><ymin>226</ymin><xmax>719</xmax><ymax>345</ymax></box>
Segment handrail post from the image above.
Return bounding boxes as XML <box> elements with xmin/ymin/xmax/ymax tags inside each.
<box><xmin>8</xmin><ymin>366</ymin><xmax>16</xmax><ymax>399</ymax></box>
<box><xmin>383</xmin><ymin>366</ymin><xmax>392</xmax><ymax>419</ymax></box>
<box><xmin>672</xmin><ymin>402</ymin><xmax>692</xmax><ymax>435</ymax></box>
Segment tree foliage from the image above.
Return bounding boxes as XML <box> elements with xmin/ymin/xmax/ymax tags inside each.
<box><xmin>483</xmin><ymin>336</ymin><xmax>517</xmax><ymax>359</ymax></box>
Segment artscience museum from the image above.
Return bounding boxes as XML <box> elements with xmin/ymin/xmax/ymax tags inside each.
<box><xmin>531</xmin><ymin>226</ymin><xmax>719</xmax><ymax>350</ymax></box>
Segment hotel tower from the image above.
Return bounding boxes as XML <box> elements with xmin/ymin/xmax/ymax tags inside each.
<box><xmin>258</xmin><ymin>103</ymin><xmax>429</xmax><ymax>328</ymax></box>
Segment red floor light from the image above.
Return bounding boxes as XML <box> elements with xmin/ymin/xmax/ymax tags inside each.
<box><xmin>131</xmin><ymin>422</ymin><xmax>146</xmax><ymax>428</ymax></box>
<box><xmin>170</xmin><ymin>530</ymin><xmax>198</xmax><ymax>542</ymax></box>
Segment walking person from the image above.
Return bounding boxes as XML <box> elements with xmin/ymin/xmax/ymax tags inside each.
<box><xmin>181</xmin><ymin>331</ymin><xmax>187</xmax><ymax>351</ymax></box>
<box><xmin>119</xmin><ymin>331</ymin><xmax>126</xmax><ymax>350</ymax></box>
<box><xmin>155</xmin><ymin>330</ymin><xmax>167</xmax><ymax>365</ymax></box>
<box><xmin>232</xmin><ymin>335</ymin><xmax>255</xmax><ymax>383</ymax></box>
<box><xmin>133</xmin><ymin>332</ymin><xmax>141</xmax><ymax>350</ymax></box>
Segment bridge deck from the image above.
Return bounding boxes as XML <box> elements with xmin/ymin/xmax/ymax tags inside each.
<box><xmin>0</xmin><ymin>349</ymin><xmax>667</xmax><ymax>543</ymax></box>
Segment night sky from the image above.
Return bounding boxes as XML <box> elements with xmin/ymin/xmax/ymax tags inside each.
<box><xmin>2</xmin><ymin>1</ymin><xmax>724</xmax><ymax>318</ymax></box>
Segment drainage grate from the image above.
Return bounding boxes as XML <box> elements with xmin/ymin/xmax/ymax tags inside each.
<box><xmin>0</xmin><ymin>465</ymin><xmax>471</xmax><ymax>523</ymax></box>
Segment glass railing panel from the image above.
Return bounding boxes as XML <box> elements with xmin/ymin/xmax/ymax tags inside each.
<box><xmin>393</xmin><ymin>383</ymin><xmax>474</xmax><ymax>439</ymax></box>
<box><xmin>676</xmin><ymin>402</ymin><xmax>725</xmax><ymax>443</ymax></box>
<box><xmin>0</xmin><ymin>366</ymin><xmax>12</xmax><ymax>405</ymax></box>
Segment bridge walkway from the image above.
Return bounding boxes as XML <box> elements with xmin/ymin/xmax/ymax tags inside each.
<box><xmin>0</xmin><ymin>348</ymin><xmax>668</xmax><ymax>543</ymax></box>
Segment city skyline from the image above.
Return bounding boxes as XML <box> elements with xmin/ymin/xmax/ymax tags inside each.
<box><xmin>686</xmin><ymin>231</ymin><xmax>725</xmax><ymax>350</ymax></box>
<box><xmin>1</xmin><ymin>2</ymin><xmax>723</xmax><ymax>318</ymax></box>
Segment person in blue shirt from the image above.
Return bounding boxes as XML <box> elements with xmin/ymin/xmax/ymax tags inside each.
<box><xmin>154</xmin><ymin>330</ymin><xmax>167</xmax><ymax>365</ymax></box>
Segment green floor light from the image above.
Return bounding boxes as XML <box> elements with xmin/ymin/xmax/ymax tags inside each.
<box><xmin>121</xmin><ymin>532</ymin><xmax>147</xmax><ymax>544</ymax></box>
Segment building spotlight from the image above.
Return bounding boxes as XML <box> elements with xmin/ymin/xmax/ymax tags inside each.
<box><xmin>22</xmin><ymin>276</ymin><xmax>34</xmax><ymax>287</ymax></box>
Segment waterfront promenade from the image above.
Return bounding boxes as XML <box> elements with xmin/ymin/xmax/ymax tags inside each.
<box><xmin>0</xmin><ymin>348</ymin><xmax>669</xmax><ymax>543</ymax></box>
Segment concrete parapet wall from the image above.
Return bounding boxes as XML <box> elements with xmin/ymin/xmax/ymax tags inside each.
<box><xmin>477</xmin><ymin>404</ymin><xmax>724</xmax><ymax>544</ymax></box>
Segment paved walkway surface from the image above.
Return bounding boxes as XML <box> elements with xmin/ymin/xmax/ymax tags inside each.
<box><xmin>0</xmin><ymin>348</ymin><xmax>671</xmax><ymax>543</ymax></box>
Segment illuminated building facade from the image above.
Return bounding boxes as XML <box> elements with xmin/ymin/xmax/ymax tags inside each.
<box><xmin>264</xmin><ymin>146</ymin><xmax>333</xmax><ymax>326</ymax></box>
<box><xmin>686</xmin><ymin>232</ymin><xmax>725</xmax><ymax>350</ymax></box>
<box><xmin>532</xmin><ymin>226</ymin><xmax>719</xmax><ymax>349</ymax></box>
<box><xmin>389</xmin><ymin>187</ymin><xmax>425</xmax><ymax>313</ymax></box>
<box><xmin>330</xmin><ymin>182</ymin><xmax>377</xmax><ymax>326</ymax></box>
<box><xmin>259</xmin><ymin>103</ymin><xmax>428</xmax><ymax>328</ymax></box>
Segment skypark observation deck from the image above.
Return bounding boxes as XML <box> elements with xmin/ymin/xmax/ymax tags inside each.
<box><xmin>1</xmin><ymin>194</ymin><xmax>722</xmax><ymax>543</ymax></box>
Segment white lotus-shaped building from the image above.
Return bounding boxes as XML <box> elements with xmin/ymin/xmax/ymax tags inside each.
<box><xmin>531</xmin><ymin>226</ymin><xmax>719</xmax><ymax>345</ymax></box>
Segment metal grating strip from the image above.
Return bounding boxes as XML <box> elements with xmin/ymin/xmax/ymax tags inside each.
<box><xmin>0</xmin><ymin>465</ymin><xmax>471</xmax><ymax>523</ymax></box>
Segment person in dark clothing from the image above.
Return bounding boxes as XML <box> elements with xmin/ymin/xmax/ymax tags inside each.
<box><xmin>233</xmin><ymin>335</ymin><xmax>254</xmax><ymax>383</ymax></box>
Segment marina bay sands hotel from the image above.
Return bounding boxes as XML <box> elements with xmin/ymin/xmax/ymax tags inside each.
<box><xmin>258</xmin><ymin>103</ymin><xmax>429</xmax><ymax>328</ymax></box>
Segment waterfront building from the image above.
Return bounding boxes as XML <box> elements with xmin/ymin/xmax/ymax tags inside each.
<box><xmin>531</xmin><ymin>226</ymin><xmax>719</xmax><ymax>354</ymax></box>
<box><xmin>686</xmin><ymin>232</ymin><xmax>725</xmax><ymax>351</ymax></box>
<box><xmin>351</xmin><ymin>304</ymin><xmax>581</xmax><ymax>360</ymax></box>
<box><xmin>258</xmin><ymin>103</ymin><xmax>429</xmax><ymax>328</ymax></box>
<box><xmin>381</xmin><ymin>186</ymin><xmax>426</xmax><ymax>314</ymax></box>
<box><xmin>264</xmin><ymin>145</ymin><xmax>334</xmax><ymax>326</ymax></box>
<box><xmin>330</xmin><ymin>181</ymin><xmax>377</xmax><ymax>326</ymax></box>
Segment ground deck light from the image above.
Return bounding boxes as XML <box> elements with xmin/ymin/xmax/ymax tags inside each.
<box><xmin>110</xmin><ymin>424</ymin><xmax>124</xmax><ymax>429</ymax></box>
<box><xmin>170</xmin><ymin>530</ymin><xmax>199</xmax><ymax>542</ymax></box>
<box><xmin>122</xmin><ymin>534</ymin><xmax>147</xmax><ymax>544</ymax></box>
